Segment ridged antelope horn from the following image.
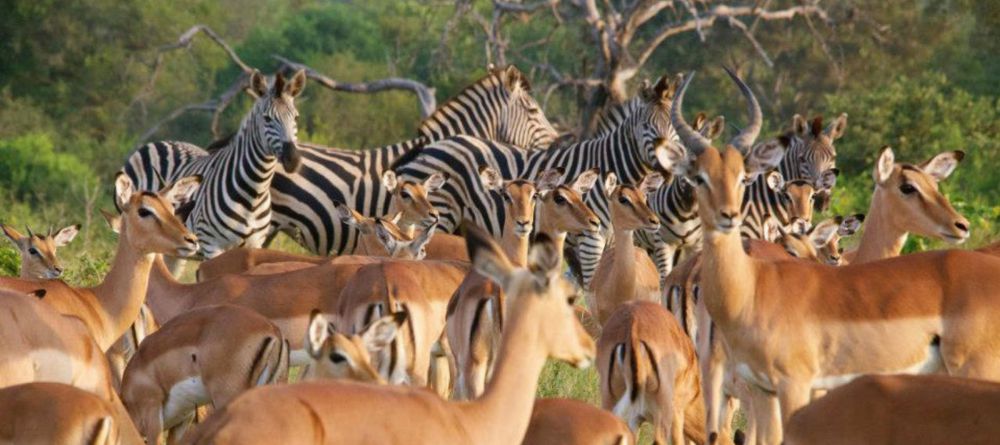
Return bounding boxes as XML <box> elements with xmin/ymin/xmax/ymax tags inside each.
<box><xmin>723</xmin><ymin>66</ymin><xmax>762</xmax><ymax>153</ymax></box>
<box><xmin>670</xmin><ymin>72</ymin><xmax>712</xmax><ymax>155</ymax></box>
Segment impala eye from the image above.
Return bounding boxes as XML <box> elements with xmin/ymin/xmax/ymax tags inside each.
<box><xmin>330</xmin><ymin>352</ymin><xmax>347</xmax><ymax>364</ymax></box>
<box><xmin>503</xmin><ymin>193</ymin><xmax>512</xmax><ymax>203</ymax></box>
<box><xmin>899</xmin><ymin>183</ymin><xmax>917</xmax><ymax>195</ymax></box>
<box><xmin>554</xmin><ymin>194</ymin><xmax>567</xmax><ymax>205</ymax></box>
<box><xmin>401</xmin><ymin>191</ymin><xmax>412</xmax><ymax>201</ymax></box>
<box><xmin>28</xmin><ymin>247</ymin><xmax>40</xmax><ymax>256</ymax></box>
<box><xmin>138</xmin><ymin>208</ymin><xmax>154</xmax><ymax>218</ymax></box>
<box><xmin>618</xmin><ymin>196</ymin><xmax>630</xmax><ymax>205</ymax></box>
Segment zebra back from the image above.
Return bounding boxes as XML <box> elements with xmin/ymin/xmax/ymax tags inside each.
<box><xmin>269</xmin><ymin>65</ymin><xmax>560</xmax><ymax>255</ymax></box>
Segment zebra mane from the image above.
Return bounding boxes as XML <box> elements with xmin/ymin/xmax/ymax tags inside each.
<box><xmin>205</xmin><ymin>131</ymin><xmax>237</xmax><ymax>153</ymax></box>
<box><xmin>416</xmin><ymin>67</ymin><xmax>515</xmax><ymax>135</ymax></box>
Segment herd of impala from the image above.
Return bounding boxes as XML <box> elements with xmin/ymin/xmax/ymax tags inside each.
<box><xmin>2</xmin><ymin>65</ymin><xmax>999</xmax><ymax>445</ymax></box>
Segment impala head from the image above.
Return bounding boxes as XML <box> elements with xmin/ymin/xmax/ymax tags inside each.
<box><xmin>382</xmin><ymin>170</ymin><xmax>446</xmax><ymax>229</ymax></box>
<box><xmin>872</xmin><ymin>147</ymin><xmax>969</xmax><ymax>243</ymax></box>
<box><xmin>604</xmin><ymin>172</ymin><xmax>663</xmax><ymax>232</ymax></box>
<box><xmin>109</xmin><ymin>173</ymin><xmax>200</xmax><ymax>256</ymax></box>
<box><xmin>480</xmin><ymin>167</ymin><xmax>538</xmax><ymax>237</ymax></box>
<box><xmin>305</xmin><ymin>310</ymin><xmax>406</xmax><ymax>384</ymax></box>
<box><xmin>419</xmin><ymin>65</ymin><xmax>557</xmax><ymax>149</ymax></box>
<box><xmin>789</xmin><ymin>113</ymin><xmax>846</xmax><ymax>180</ymax></box>
<box><xmin>464</xmin><ymin>223</ymin><xmax>595</xmax><ymax>368</ymax></box>
<box><xmin>249</xmin><ymin>69</ymin><xmax>306</xmax><ymax>173</ymax></box>
<box><xmin>2</xmin><ymin>223</ymin><xmax>79</xmax><ymax>279</ymax></box>
<box><xmin>669</xmin><ymin>69</ymin><xmax>784</xmax><ymax>234</ymax></box>
<box><xmin>765</xmin><ymin>168</ymin><xmax>837</xmax><ymax>234</ymax></box>
<box><xmin>535</xmin><ymin>168</ymin><xmax>602</xmax><ymax>234</ymax></box>
<box><xmin>816</xmin><ymin>214</ymin><xmax>864</xmax><ymax>265</ymax></box>
<box><xmin>335</xmin><ymin>204</ymin><xmax>432</xmax><ymax>259</ymax></box>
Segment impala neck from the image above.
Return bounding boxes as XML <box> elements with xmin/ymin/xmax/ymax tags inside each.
<box><xmin>458</xmin><ymin>295</ymin><xmax>547</xmax><ymax>445</ymax></box>
<box><xmin>851</xmin><ymin>189</ymin><xmax>908</xmax><ymax>264</ymax></box>
<box><xmin>610</xmin><ymin>227</ymin><xmax>639</xmax><ymax>298</ymax></box>
<box><xmin>89</xmin><ymin>225</ymin><xmax>155</xmax><ymax>348</ymax></box>
<box><xmin>145</xmin><ymin>255</ymin><xmax>193</xmax><ymax>323</ymax></box>
<box><xmin>700</xmin><ymin>226</ymin><xmax>757</xmax><ymax>325</ymax></box>
<box><xmin>501</xmin><ymin>217</ymin><xmax>530</xmax><ymax>268</ymax></box>
<box><xmin>534</xmin><ymin>210</ymin><xmax>567</xmax><ymax>256</ymax></box>
<box><xmin>355</xmin><ymin>232</ymin><xmax>389</xmax><ymax>257</ymax></box>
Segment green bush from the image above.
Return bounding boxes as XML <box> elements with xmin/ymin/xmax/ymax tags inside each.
<box><xmin>0</xmin><ymin>133</ymin><xmax>98</xmax><ymax>205</ymax></box>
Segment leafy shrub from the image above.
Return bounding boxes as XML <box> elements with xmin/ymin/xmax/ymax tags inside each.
<box><xmin>0</xmin><ymin>133</ymin><xmax>98</xmax><ymax>205</ymax></box>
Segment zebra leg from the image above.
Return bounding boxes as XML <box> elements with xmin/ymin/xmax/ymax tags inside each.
<box><xmin>651</xmin><ymin>235</ymin><xmax>676</xmax><ymax>288</ymax></box>
<box><xmin>574</xmin><ymin>230</ymin><xmax>606</xmax><ymax>289</ymax></box>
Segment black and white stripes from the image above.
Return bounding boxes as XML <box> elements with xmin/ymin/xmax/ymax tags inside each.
<box><xmin>120</xmin><ymin>70</ymin><xmax>307</xmax><ymax>258</ymax></box>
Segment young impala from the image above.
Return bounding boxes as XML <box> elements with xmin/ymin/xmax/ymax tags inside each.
<box><xmin>2</xmin><ymin>223</ymin><xmax>79</xmax><ymax>279</ymax></box>
<box><xmin>185</xmin><ymin>225</ymin><xmax>595</xmax><ymax>445</ymax></box>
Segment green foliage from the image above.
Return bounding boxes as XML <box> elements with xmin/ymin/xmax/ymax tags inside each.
<box><xmin>0</xmin><ymin>133</ymin><xmax>98</xmax><ymax>205</ymax></box>
<box><xmin>0</xmin><ymin>246</ymin><xmax>19</xmax><ymax>277</ymax></box>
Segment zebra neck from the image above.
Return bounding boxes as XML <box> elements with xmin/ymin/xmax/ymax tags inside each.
<box><xmin>531</xmin><ymin>136</ymin><xmax>649</xmax><ymax>185</ymax></box>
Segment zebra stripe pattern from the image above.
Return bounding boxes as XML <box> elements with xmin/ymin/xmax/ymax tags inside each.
<box><xmin>120</xmin><ymin>70</ymin><xmax>307</xmax><ymax>258</ymax></box>
<box><xmin>395</xmin><ymin>75</ymin><xmax>683</xmax><ymax>287</ymax></box>
<box><xmin>268</xmin><ymin>65</ymin><xmax>558</xmax><ymax>255</ymax></box>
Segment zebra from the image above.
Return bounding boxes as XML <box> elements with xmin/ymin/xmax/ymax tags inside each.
<box><xmin>268</xmin><ymin>64</ymin><xmax>559</xmax><ymax>255</ymax></box>
<box><xmin>394</xmin><ymin>74</ymin><xmax>686</xmax><ymax>287</ymax></box>
<box><xmin>120</xmin><ymin>69</ymin><xmax>306</xmax><ymax>258</ymax></box>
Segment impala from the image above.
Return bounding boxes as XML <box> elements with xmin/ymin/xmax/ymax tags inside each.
<box><xmin>0</xmin><ymin>382</ymin><xmax>143</xmax><ymax>445</ymax></box>
<box><xmin>784</xmin><ymin>374</ymin><xmax>1000</xmax><ymax>445</ymax></box>
<box><xmin>768</xmin><ymin>215</ymin><xmax>864</xmax><ymax>265</ymax></box>
<box><xmin>588</xmin><ymin>172</ymin><xmax>665</xmax><ymax>326</ymax></box>
<box><xmin>448</xmin><ymin>167</ymin><xmax>600</xmax><ymax>399</ymax></box>
<box><xmin>185</xmin><ymin>225</ymin><xmax>595</xmax><ymax>445</ymax></box>
<box><xmin>598</xmin><ymin>300</ymin><xmax>705</xmax><ymax>445</ymax></box>
<box><xmin>2</xmin><ymin>223</ymin><xmax>79</xmax><ymax>279</ymax></box>
<box><xmin>0</xmin><ymin>173</ymin><xmax>200</xmax><ymax>351</ymax></box>
<box><xmin>523</xmin><ymin>398</ymin><xmax>634</xmax><ymax>445</ymax></box>
<box><xmin>672</xmin><ymin>68</ymin><xmax>996</xmax><ymax>444</ymax></box>
<box><xmin>335</xmin><ymin>204</ymin><xmax>436</xmax><ymax>258</ymax></box>
<box><xmin>302</xmin><ymin>310</ymin><xmax>406</xmax><ymax>382</ymax></box>
<box><xmin>121</xmin><ymin>305</ymin><xmax>289</xmax><ymax>445</ymax></box>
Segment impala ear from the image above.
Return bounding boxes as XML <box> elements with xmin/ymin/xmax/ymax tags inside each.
<box><xmin>336</xmin><ymin>204</ymin><xmax>373</xmax><ymax>233</ymax></box>
<box><xmin>765</xmin><ymin>171</ymin><xmax>785</xmax><ymax>192</ymax></box>
<box><xmin>816</xmin><ymin>168</ymin><xmax>838</xmax><ymax>191</ymax></box>
<box><xmin>535</xmin><ymin>168</ymin><xmax>563</xmax><ymax>194</ymax></box>
<box><xmin>874</xmin><ymin>146</ymin><xmax>895</xmax><ymax>185</ymax></box>
<box><xmin>603</xmin><ymin>173</ymin><xmax>619</xmax><ymax>198</ymax></box>
<box><xmin>653</xmin><ymin>139</ymin><xmax>689</xmax><ymax>177</ymax></box>
<box><xmin>1</xmin><ymin>224</ymin><xmax>25</xmax><ymax>244</ymax></box>
<box><xmin>160</xmin><ymin>175</ymin><xmax>202</xmax><ymax>209</ymax></box>
<box><xmin>479</xmin><ymin>167</ymin><xmax>504</xmax><ymax>192</ymax></box>
<box><xmin>101</xmin><ymin>210</ymin><xmax>122</xmax><ymax>234</ymax></box>
<box><xmin>810</xmin><ymin>218</ymin><xmax>841</xmax><ymax>246</ymax></box>
<box><xmin>639</xmin><ymin>172</ymin><xmax>664</xmax><ymax>195</ymax></box>
<box><xmin>464</xmin><ymin>221</ymin><xmax>516</xmax><ymax>288</ymax></box>
<box><xmin>423</xmin><ymin>172</ymin><xmax>447</xmax><ymax>193</ymax></box>
<box><xmin>570</xmin><ymin>169</ymin><xmax>599</xmax><ymax>196</ymax></box>
<box><xmin>374</xmin><ymin>219</ymin><xmax>401</xmax><ymax>253</ymax></box>
<box><xmin>840</xmin><ymin>214</ymin><xmax>865</xmax><ymax>236</ymax></box>
<box><xmin>114</xmin><ymin>172</ymin><xmax>135</xmax><ymax>210</ymax></box>
<box><xmin>381</xmin><ymin>170</ymin><xmax>399</xmax><ymax>192</ymax></box>
<box><xmin>527</xmin><ymin>232</ymin><xmax>561</xmax><ymax>284</ymax></box>
<box><xmin>409</xmin><ymin>223</ymin><xmax>436</xmax><ymax>260</ymax></box>
<box><xmin>360</xmin><ymin>312</ymin><xmax>407</xmax><ymax>353</ymax></box>
<box><xmin>306</xmin><ymin>310</ymin><xmax>330</xmax><ymax>358</ymax></box>
<box><xmin>919</xmin><ymin>150</ymin><xmax>965</xmax><ymax>182</ymax></box>
<box><xmin>53</xmin><ymin>224</ymin><xmax>81</xmax><ymax>247</ymax></box>
<box><xmin>826</xmin><ymin>113</ymin><xmax>848</xmax><ymax>140</ymax></box>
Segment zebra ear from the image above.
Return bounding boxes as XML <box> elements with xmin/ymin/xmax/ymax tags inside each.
<box><xmin>272</xmin><ymin>72</ymin><xmax>286</xmax><ymax>98</ymax></box>
<box><xmin>745</xmin><ymin>141</ymin><xmax>785</xmax><ymax>179</ymax></box>
<box><xmin>826</xmin><ymin>113</ymin><xmax>848</xmax><ymax>140</ymax></box>
<box><xmin>479</xmin><ymin>167</ymin><xmax>504</xmax><ymax>192</ymax></box>
<box><xmin>250</xmin><ymin>70</ymin><xmax>268</xmax><ymax>97</ymax></box>
<box><xmin>571</xmin><ymin>169</ymin><xmax>599</xmax><ymax>196</ymax></box>
<box><xmin>114</xmin><ymin>172</ymin><xmax>136</xmax><ymax>210</ymax></box>
<box><xmin>701</xmin><ymin>116</ymin><xmax>726</xmax><ymax>140</ymax></box>
<box><xmin>423</xmin><ymin>172</ymin><xmax>447</xmax><ymax>193</ymax></box>
<box><xmin>603</xmin><ymin>173</ymin><xmax>619</xmax><ymax>198</ymax></box>
<box><xmin>816</xmin><ymin>168</ymin><xmax>839</xmax><ymax>191</ymax></box>
<box><xmin>284</xmin><ymin>69</ymin><xmax>307</xmax><ymax>98</ymax></box>
<box><xmin>810</xmin><ymin>116</ymin><xmax>824</xmax><ymax>138</ymax></box>
<box><xmin>792</xmin><ymin>114</ymin><xmax>809</xmax><ymax>136</ymax></box>
<box><xmin>381</xmin><ymin>170</ymin><xmax>399</xmax><ymax>192</ymax></box>
<box><xmin>502</xmin><ymin>65</ymin><xmax>527</xmax><ymax>92</ymax></box>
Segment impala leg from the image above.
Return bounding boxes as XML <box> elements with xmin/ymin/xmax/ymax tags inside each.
<box><xmin>672</xmin><ymin>406</ymin><xmax>686</xmax><ymax>445</ymax></box>
<box><xmin>165</xmin><ymin>410</ymin><xmax>195</xmax><ymax>445</ymax></box>
<box><xmin>750</xmin><ymin>389</ymin><xmax>780</xmax><ymax>445</ymax></box>
<box><xmin>775</xmin><ymin>380</ymin><xmax>810</xmax><ymax>443</ymax></box>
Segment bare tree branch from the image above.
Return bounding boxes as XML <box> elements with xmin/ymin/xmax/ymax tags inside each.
<box><xmin>272</xmin><ymin>55</ymin><xmax>438</xmax><ymax>118</ymax></box>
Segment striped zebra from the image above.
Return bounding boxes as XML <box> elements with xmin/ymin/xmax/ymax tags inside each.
<box><xmin>394</xmin><ymin>75</ymin><xmax>685</xmax><ymax>287</ymax></box>
<box><xmin>739</xmin><ymin>114</ymin><xmax>847</xmax><ymax>239</ymax></box>
<box><xmin>268</xmin><ymin>65</ymin><xmax>558</xmax><ymax>255</ymax></box>
<box><xmin>120</xmin><ymin>69</ymin><xmax>306</xmax><ymax>258</ymax></box>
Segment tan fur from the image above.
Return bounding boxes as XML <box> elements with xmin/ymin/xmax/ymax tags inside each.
<box><xmin>785</xmin><ymin>375</ymin><xmax>1000</xmax><ymax>445</ymax></box>
<box><xmin>523</xmin><ymin>398</ymin><xmax>634</xmax><ymax>445</ymax></box>
<box><xmin>0</xmin><ymin>382</ymin><xmax>143</xmax><ymax>445</ymax></box>
<box><xmin>0</xmin><ymin>174</ymin><xmax>200</xmax><ymax>351</ymax></box>
<box><xmin>2</xmin><ymin>223</ymin><xmax>79</xmax><ymax>279</ymax></box>
<box><xmin>196</xmin><ymin>248</ymin><xmax>326</xmax><ymax>282</ymax></box>
<box><xmin>107</xmin><ymin>304</ymin><xmax>159</xmax><ymax>391</ymax></box>
<box><xmin>448</xmin><ymin>169</ymin><xmax>600</xmax><ymax>399</ymax></box>
<box><xmin>589</xmin><ymin>173</ymin><xmax>663</xmax><ymax>326</ymax></box>
<box><xmin>120</xmin><ymin>305</ymin><xmax>288</xmax><ymax>445</ymax></box>
<box><xmin>302</xmin><ymin>311</ymin><xmax>405</xmax><ymax>383</ymax></box>
<box><xmin>184</xmin><ymin>225</ymin><xmax>594</xmax><ymax>445</ymax></box>
<box><xmin>598</xmin><ymin>301</ymin><xmax>705</xmax><ymax>445</ymax></box>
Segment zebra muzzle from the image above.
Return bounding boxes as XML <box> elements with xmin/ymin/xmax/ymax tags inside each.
<box><xmin>280</xmin><ymin>141</ymin><xmax>302</xmax><ymax>173</ymax></box>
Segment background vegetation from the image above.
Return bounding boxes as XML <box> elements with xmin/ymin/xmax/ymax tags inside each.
<box><xmin>1</xmin><ymin>1</ymin><xmax>998</xmax><ymax>440</ymax></box>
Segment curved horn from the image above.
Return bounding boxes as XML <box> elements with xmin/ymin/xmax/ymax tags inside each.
<box><xmin>670</xmin><ymin>72</ymin><xmax>712</xmax><ymax>155</ymax></box>
<box><xmin>724</xmin><ymin>66</ymin><xmax>762</xmax><ymax>153</ymax></box>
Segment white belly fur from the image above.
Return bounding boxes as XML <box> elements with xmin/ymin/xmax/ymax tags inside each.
<box><xmin>162</xmin><ymin>377</ymin><xmax>209</xmax><ymax>428</ymax></box>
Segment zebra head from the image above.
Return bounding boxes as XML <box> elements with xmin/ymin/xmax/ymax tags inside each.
<box><xmin>787</xmin><ymin>113</ymin><xmax>847</xmax><ymax>182</ymax></box>
<box><xmin>249</xmin><ymin>69</ymin><xmax>307</xmax><ymax>173</ymax></box>
<box><xmin>636</xmin><ymin>74</ymin><xmax>684</xmax><ymax>170</ymax></box>
<box><xmin>492</xmin><ymin>65</ymin><xmax>558</xmax><ymax>149</ymax></box>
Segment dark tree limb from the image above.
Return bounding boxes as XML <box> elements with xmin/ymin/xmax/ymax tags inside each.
<box><xmin>272</xmin><ymin>55</ymin><xmax>438</xmax><ymax>118</ymax></box>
